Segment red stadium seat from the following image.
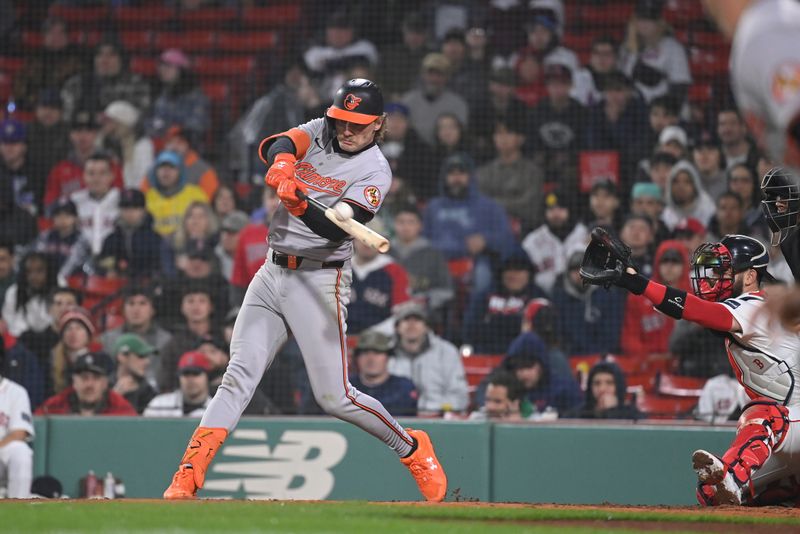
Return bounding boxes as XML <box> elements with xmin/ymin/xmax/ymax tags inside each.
<box><xmin>0</xmin><ymin>57</ymin><xmax>24</xmax><ymax>76</ymax></box>
<box><xmin>154</xmin><ymin>31</ymin><xmax>217</xmax><ymax>54</ymax></box>
<box><xmin>202</xmin><ymin>81</ymin><xmax>229</xmax><ymax>102</ymax></box>
<box><xmin>194</xmin><ymin>56</ymin><xmax>255</xmax><ymax>78</ymax></box>
<box><xmin>130</xmin><ymin>57</ymin><xmax>157</xmax><ymax>77</ymax></box>
<box><xmin>21</xmin><ymin>32</ymin><xmax>43</xmax><ymax>48</ymax></box>
<box><xmin>217</xmin><ymin>32</ymin><xmax>277</xmax><ymax>53</ymax></box>
<box><xmin>447</xmin><ymin>258</ymin><xmax>473</xmax><ymax>282</ymax></box>
<box><xmin>625</xmin><ymin>372</ymin><xmax>657</xmax><ymax>394</ymax></box>
<box><xmin>241</xmin><ymin>5</ymin><xmax>302</xmax><ymax>28</ymax></box>
<box><xmin>115</xmin><ymin>6</ymin><xmax>176</xmax><ymax>29</ymax></box>
<box><xmin>0</xmin><ymin>73</ymin><xmax>10</xmax><ymax>106</ymax></box>
<box><xmin>636</xmin><ymin>393</ymin><xmax>697</xmax><ymax>419</ymax></box>
<box><xmin>120</xmin><ymin>31</ymin><xmax>153</xmax><ymax>53</ymax></box>
<box><xmin>579</xmin><ymin>3</ymin><xmax>633</xmax><ymax>29</ymax></box>
<box><xmin>462</xmin><ymin>354</ymin><xmax>505</xmax><ymax>389</ymax></box>
<box><xmin>656</xmin><ymin>373</ymin><xmax>706</xmax><ymax>398</ymax></box>
<box><xmin>663</xmin><ymin>0</ymin><xmax>706</xmax><ymax>25</ymax></box>
<box><xmin>48</xmin><ymin>5</ymin><xmax>109</xmax><ymax>27</ymax></box>
<box><xmin>690</xmin><ymin>49</ymin><xmax>730</xmax><ymax>80</ymax></box>
<box><xmin>179</xmin><ymin>7</ymin><xmax>238</xmax><ymax>28</ymax></box>
<box><xmin>688</xmin><ymin>83</ymin><xmax>712</xmax><ymax>103</ymax></box>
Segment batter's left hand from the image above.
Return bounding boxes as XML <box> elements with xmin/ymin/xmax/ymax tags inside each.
<box><xmin>277</xmin><ymin>179</ymin><xmax>309</xmax><ymax>216</ymax></box>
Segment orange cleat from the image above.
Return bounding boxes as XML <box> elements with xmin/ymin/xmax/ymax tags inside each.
<box><xmin>163</xmin><ymin>427</ymin><xmax>228</xmax><ymax>500</ymax></box>
<box><xmin>400</xmin><ymin>429</ymin><xmax>447</xmax><ymax>502</ymax></box>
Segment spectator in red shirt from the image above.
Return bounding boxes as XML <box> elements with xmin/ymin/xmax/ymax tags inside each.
<box><xmin>230</xmin><ymin>187</ymin><xmax>277</xmax><ymax>302</ymax></box>
<box><xmin>36</xmin><ymin>351</ymin><xmax>136</xmax><ymax>416</ymax></box>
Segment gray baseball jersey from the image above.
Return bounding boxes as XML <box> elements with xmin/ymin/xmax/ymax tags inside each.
<box><xmin>730</xmin><ymin>0</ymin><xmax>800</xmax><ymax>168</ymax></box>
<box><xmin>268</xmin><ymin>118</ymin><xmax>392</xmax><ymax>261</ymax></box>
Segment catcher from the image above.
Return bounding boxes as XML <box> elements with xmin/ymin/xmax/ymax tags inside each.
<box><xmin>581</xmin><ymin>227</ymin><xmax>800</xmax><ymax>506</ymax></box>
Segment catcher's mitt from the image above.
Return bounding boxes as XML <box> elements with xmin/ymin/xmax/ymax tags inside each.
<box><xmin>579</xmin><ymin>227</ymin><xmax>633</xmax><ymax>288</ymax></box>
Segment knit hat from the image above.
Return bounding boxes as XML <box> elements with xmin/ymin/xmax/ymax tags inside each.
<box><xmin>59</xmin><ymin>308</ymin><xmax>95</xmax><ymax>337</ymax></box>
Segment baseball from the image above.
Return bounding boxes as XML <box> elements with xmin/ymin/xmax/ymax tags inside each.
<box><xmin>334</xmin><ymin>202</ymin><xmax>354</xmax><ymax>221</ymax></box>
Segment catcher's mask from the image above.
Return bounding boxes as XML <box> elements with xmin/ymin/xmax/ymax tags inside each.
<box><xmin>761</xmin><ymin>167</ymin><xmax>800</xmax><ymax>245</ymax></box>
<box><xmin>690</xmin><ymin>242</ymin><xmax>734</xmax><ymax>302</ymax></box>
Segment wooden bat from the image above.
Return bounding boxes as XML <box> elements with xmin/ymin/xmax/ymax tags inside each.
<box><xmin>296</xmin><ymin>190</ymin><xmax>390</xmax><ymax>253</ymax></box>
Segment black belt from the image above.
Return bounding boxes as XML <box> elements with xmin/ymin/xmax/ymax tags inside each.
<box><xmin>271</xmin><ymin>251</ymin><xmax>344</xmax><ymax>270</ymax></box>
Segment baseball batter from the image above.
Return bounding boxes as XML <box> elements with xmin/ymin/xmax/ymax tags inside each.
<box><xmin>163</xmin><ymin>79</ymin><xmax>447</xmax><ymax>502</ymax></box>
<box><xmin>0</xmin><ymin>374</ymin><xmax>34</xmax><ymax>498</ymax></box>
<box><xmin>582</xmin><ymin>230</ymin><xmax>800</xmax><ymax>506</ymax></box>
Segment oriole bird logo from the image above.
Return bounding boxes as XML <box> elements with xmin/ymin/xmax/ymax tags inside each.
<box><xmin>343</xmin><ymin>94</ymin><xmax>362</xmax><ymax>110</ymax></box>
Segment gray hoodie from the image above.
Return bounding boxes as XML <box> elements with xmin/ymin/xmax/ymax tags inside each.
<box><xmin>662</xmin><ymin>160</ymin><xmax>716</xmax><ymax>230</ymax></box>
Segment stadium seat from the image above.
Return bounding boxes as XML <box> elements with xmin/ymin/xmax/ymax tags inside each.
<box><xmin>0</xmin><ymin>57</ymin><xmax>24</xmax><ymax>76</ymax></box>
<box><xmin>115</xmin><ymin>6</ymin><xmax>176</xmax><ymax>29</ymax></box>
<box><xmin>154</xmin><ymin>31</ymin><xmax>217</xmax><ymax>54</ymax></box>
<box><xmin>688</xmin><ymin>83</ymin><xmax>712</xmax><ymax>103</ymax></box>
<box><xmin>217</xmin><ymin>32</ymin><xmax>277</xmax><ymax>53</ymax></box>
<box><xmin>179</xmin><ymin>7</ymin><xmax>237</xmax><ymax>29</ymax></box>
<box><xmin>625</xmin><ymin>372</ymin><xmax>657</xmax><ymax>394</ymax></box>
<box><xmin>663</xmin><ymin>0</ymin><xmax>706</xmax><ymax>25</ymax></box>
<box><xmin>120</xmin><ymin>31</ymin><xmax>153</xmax><ymax>53</ymax></box>
<box><xmin>240</xmin><ymin>5</ymin><xmax>302</xmax><ymax>28</ymax></box>
<box><xmin>447</xmin><ymin>258</ymin><xmax>473</xmax><ymax>282</ymax></box>
<box><xmin>655</xmin><ymin>373</ymin><xmax>706</xmax><ymax>398</ymax></box>
<box><xmin>48</xmin><ymin>5</ymin><xmax>109</xmax><ymax>27</ymax></box>
<box><xmin>0</xmin><ymin>73</ymin><xmax>10</xmax><ymax>106</ymax></box>
<box><xmin>462</xmin><ymin>354</ymin><xmax>505</xmax><ymax>391</ymax></box>
<box><xmin>130</xmin><ymin>57</ymin><xmax>157</xmax><ymax>77</ymax></box>
<box><xmin>636</xmin><ymin>393</ymin><xmax>697</xmax><ymax>419</ymax></box>
<box><xmin>194</xmin><ymin>56</ymin><xmax>255</xmax><ymax>78</ymax></box>
<box><xmin>579</xmin><ymin>3</ymin><xmax>633</xmax><ymax>29</ymax></box>
<box><xmin>21</xmin><ymin>32</ymin><xmax>43</xmax><ymax>48</ymax></box>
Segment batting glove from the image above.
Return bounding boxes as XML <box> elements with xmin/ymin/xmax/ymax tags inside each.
<box><xmin>277</xmin><ymin>178</ymin><xmax>309</xmax><ymax>217</ymax></box>
<box><xmin>265</xmin><ymin>153</ymin><xmax>296</xmax><ymax>190</ymax></box>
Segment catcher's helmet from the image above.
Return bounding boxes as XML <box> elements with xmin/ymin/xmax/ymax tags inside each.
<box><xmin>761</xmin><ymin>167</ymin><xmax>800</xmax><ymax>245</ymax></box>
<box><xmin>326</xmin><ymin>78</ymin><xmax>384</xmax><ymax>125</ymax></box>
<box><xmin>690</xmin><ymin>234</ymin><xmax>772</xmax><ymax>301</ymax></box>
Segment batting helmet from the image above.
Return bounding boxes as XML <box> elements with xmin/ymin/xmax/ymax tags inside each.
<box><xmin>326</xmin><ymin>78</ymin><xmax>384</xmax><ymax>125</ymax></box>
<box><xmin>690</xmin><ymin>234</ymin><xmax>772</xmax><ymax>301</ymax></box>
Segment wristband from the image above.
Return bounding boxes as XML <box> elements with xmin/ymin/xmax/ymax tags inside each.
<box><xmin>618</xmin><ymin>272</ymin><xmax>649</xmax><ymax>295</ymax></box>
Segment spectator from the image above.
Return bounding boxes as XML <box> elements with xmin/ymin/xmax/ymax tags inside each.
<box><xmin>504</xmin><ymin>331</ymin><xmax>582</xmax><ymax>417</ymax></box>
<box><xmin>379</xmin><ymin>103</ymin><xmax>435</xmax><ymax>200</ymax></box>
<box><xmin>621</xmin><ymin>240</ymin><xmax>689</xmax><ymax>361</ymax></box>
<box><xmin>695</xmin><ymin>372</ymin><xmax>749</xmax><ymax>424</ymax></box>
<box><xmin>463</xmin><ymin>252</ymin><xmax>546</xmax><ymax>354</ymax></box>
<box><xmin>657</xmin><ymin>125</ymin><xmax>689</xmax><ymax>160</ymax></box>
<box><xmin>727</xmin><ymin>163</ymin><xmax>765</xmax><ymax>230</ymax></box>
<box><xmin>377</xmin><ymin>12</ymin><xmax>432</xmax><ymax>98</ymax></box>
<box><xmin>692</xmin><ymin>133</ymin><xmax>727</xmax><ymax>201</ymax></box>
<box><xmin>389</xmin><ymin>302</ymin><xmax>468</xmax><ymax>415</ymax></box>
<box><xmin>552</xmin><ymin>250</ymin><xmax>625</xmax><ymax>355</ymax></box>
<box><xmin>708</xmin><ymin>192</ymin><xmax>751</xmax><ymax>241</ymax></box>
<box><xmin>36</xmin><ymin>352</ymin><xmax>136</xmax><ymax>416</ymax></box>
<box><xmin>216</xmin><ymin>211</ymin><xmax>248</xmax><ymax>282</ymax></box>
<box><xmin>522</xmin><ymin>189</ymin><xmax>589</xmax><ymax>295</ymax></box>
<box><xmin>586</xmin><ymin>180</ymin><xmax>622</xmax><ymax>234</ymax></box>
<box><xmin>349</xmin><ymin>234</ymin><xmax>410</xmax><ymax>335</ymax></box>
<box><xmin>403</xmin><ymin>53</ymin><xmax>469</xmax><ymax>146</ymax></box>
<box><xmin>31</xmin><ymin>198</ymin><xmax>82</xmax><ymax>272</ymax></box>
<box><xmin>717</xmin><ymin>108</ymin><xmax>758</xmax><ymax>171</ymax></box>
<box><xmin>69</xmin><ymin>150</ymin><xmax>121</xmax><ymax>256</ymax></box>
<box><xmin>110</xmin><ymin>333</ymin><xmax>157</xmax><ymax>414</ymax></box>
<box><xmin>171</xmin><ymin>201</ymin><xmax>219</xmax><ymax>267</ymax></box>
<box><xmin>562</xmin><ymin>361</ymin><xmax>641</xmax><ymax>420</ymax></box>
<box><xmin>2</xmin><ymin>252</ymin><xmax>57</xmax><ymax>337</ymax></box>
<box><xmin>159</xmin><ymin>126</ymin><xmax>219</xmax><ymax>199</ymax></box>
<box><xmin>476</xmin><ymin>117</ymin><xmax>545</xmax><ymax>231</ymax></box>
<box><xmin>146</xmin><ymin>49</ymin><xmax>210</xmax><ymax>140</ymax></box>
<box><xmin>620</xmin><ymin>214</ymin><xmax>656</xmax><ymax>276</ymax></box>
<box><xmin>349</xmin><ymin>330</ymin><xmax>417</xmax><ymax>416</ymax></box>
<box><xmin>527</xmin><ymin>62</ymin><xmax>586</xmax><ymax>187</ymax></box>
<box><xmin>100</xmin><ymin>286</ymin><xmax>172</xmax><ymax>383</ymax></box>
<box><xmin>643</xmin><ymin>150</ymin><xmax>678</xmax><ymax>193</ymax></box>
<box><xmin>0</xmin><ymin>176</ymin><xmax>36</xmax><ymax>250</ymax></box>
<box><xmin>230</xmin><ymin>188</ymin><xmax>273</xmax><ymax>297</ymax></box>
<box><xmin>157</xmin><ymin>284</ymin><xmax>222</xmax><ymax>392</ymax></box>
<box><xmin>12</xmin><ymin>16</ymin><xmax>84</xmax><ymax>111</ymax></box>
<box><xmin>0</xmin><ymin>373</ymin><xmax>34</xmax><ymax>498</ymax></box>
<box><xmin>646</xmin><ymin>95</ymin><xmax>681</xmax><ymax>149</ymax></box>
<box><xmin>661</xmin><ymin>160</ymin><xmax>716</xmax><ymax>230</ymax></box>
<box><xmin>471</xmin><ymin>68</ymin><xmax>528</xmax><ymax>161</ymax></box>
<box><xmin>18</xmin><ymin>286</ymin><xmax>79</xmax><ymax>370</ymax></box>
<box><xmin>0</xmin><ymin>118</ymin><xmax>45</xmax><ymax>216</ymax></box>
<box><xmin>95</xmin><ymin>188</ymin><xmax>168</xmax><ymax>279</ymax></box>
<box><xmin>164</xmin><ymin>237</ymin><xmax>229</xmax><ymax>320</ymax></box>
<box><xmin>441</xmin><ymin>28</ymin><xmax>487</xmax><ymax>110</ymax></box>
<box><xmin>390</xmin><ymin>205</ymin><xmax>453</xmax><ymax>319</ymax></box>
<box><xmin>61</xmin><ymin>37</ymin><xmax>150</xmax><ymax>122</ymax></box>
<box><xmin>144</xmin><ymin>150</ymin><xmax>209</xmax><ymax>239</ymax></box>
<box><xmin>43</xmin><ymin>110</ymin><xmax>123</xmax><ymax>211</ymax></box>
<box><xmin>0</xmin><ymin>241</ymin><xmax>14</xmax><ymax>301</ymax></box>
<box><xmin>513</xmin><ymin>50</ymin><xmax>546</xmax><ymax>108</ymax></box>
<box><xmin>629</xmin><ymin>182</ymin><xmax>669</xmax><ymax>244</ymax></box>
<box><xmin>620</xmin><ymin>0</ymin><xmax>691</xmax><ymax>104</ymax></box>
<box><xmin>211</xmin><ymin>184</ymin><xmax>241</xmax><ymax>222</ymax></box>
<box><xmin>303</xmin><ymin>11</ymin><xmax>380</xmax><ymax>100</ymax></box>
<box><xmin>25</xmin><ymin>90</ymin><xmax>70</xmax><ymax>189</ymax></box>
<box><xmin>101</xmin><ymin>101</ymin><xmax>154</xmax><ymax>189</ymax></box>
<box><xmin>575</xmin><ymin>36</ymin><xmax>620</xmax><ymax>106</ymax></box>
<box><xmin>431</xmin><ymin>113</ymin><xmax>470</xmax><ymax>177</ymax></box>
<box><xmin>469</xmin><ymin>371</ymin><xmax>527</xmax><ymax>421</ymax></box>
<box><xmin>49</xmin><ymin>307</ymin><xmax>95</xmax><ymax>395</ymax></box>
<box><xmin>145</xmin><ymin>351</ymin><xmax>212</xmax><ymax>417</ymax></box>
<box><xmin>518</xmin><ymin>10</ymin><xmax>579</xmax><ymax>74</ymax></box>
<box><xmin>672</xmin><ymin>217</ymin><xmax>709</xmax><ymax>257</ymax></box>
<box><xmin>424</xmin><ymin>154</ymin><xmax>516</xmax><ymax>295</ymax></box>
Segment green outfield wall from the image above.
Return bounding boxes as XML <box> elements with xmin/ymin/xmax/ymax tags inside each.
<box><xmin>31</xmin><ymin>417</ymin><xmax>734</xmax><ymax>504</ymax></box>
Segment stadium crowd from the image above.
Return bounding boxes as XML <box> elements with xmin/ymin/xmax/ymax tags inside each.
<box><xmin>0</xmin><ymin>0</ymin><xmax>778</xmax><ymax>426</ymax></box>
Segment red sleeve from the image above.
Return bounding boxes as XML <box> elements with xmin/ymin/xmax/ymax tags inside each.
<box><xmin>385</xmin><ymin>263</ymin><xmax>410</xmax><ymax>306</ymax></box>
<box><xmin>231</xmin><ymin>226</ymin><xmax>249</xmax><ymax>288</ymax></box>
<box><xmin>642</xmin><ymin>280</ymin><xmax>734</xmax><ymax>332</ymax></box>
<box><xmin>620</xmin><ymin>294</ymin><xmax>646</xmax><ymax>358</ymax></box>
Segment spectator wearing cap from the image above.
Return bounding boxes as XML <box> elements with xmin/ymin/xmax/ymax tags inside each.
<box><xmin>527</xmin><ymin>60</ymin><xmax>586</xmax><ymax>188</ymax></box>
<box><xmin>389</xmin><ymin>302</ymin><xmax>468</xmax><ymax>415</ymax></box>
<box><xmin>586</xmin><ymin>180</ymin><xmax>622</xmax><ymax>234</ymax></box>
<box><xmin>61</xmin><ymin>37</ymin><xmax>150</xmax><ymax>122</ymax></box>
<box><xmin>27</xmin><ymin>90</ymin><xmax>70</xmax><ymax>184</ymax></box>
<box><xmin>30</xmin><ymin>198</ymin><xmax>82</xmax><ymax>271</ymax></box>
<box><xmin>620</xmin><ymin>0</ymin><xmax>691</xmax><ymax>105</ymax></box>
<box><xmin>101</xmin><ymin>100</ymin><xmax>154</xmax><ymax>189</ymax></box>
<box><xmin>377</xmin><ymin>12</ymin><xmax>433</xmax><ymax>98</ymax></box>
<box><xmin>657</xmin><ymin>125</ymin><xmax>688</xmax><ymax>160</ymax></box>
<box><xmin>574</xmin><ymin>37</ymin><xmax>621</xmax><ymax>106</ymax></box>
<box><xmin>157</xmin><ymin>125</ymin><xmax>219</xmax><ymax>199</ymax></box>
<box><xmin>424</xmin><ymin>154</ymin><xmax>516</xmax><ymax>295</ymax></box>
<box><xmin>707</xmin><ymin>192</ymin><xmax>752</xmax><ymax>242</ymax></box>
<box><xmin>620</xmin><ymin>214</ymin><xmax>656</xmax><ymax>276</ymax></box>
<box><xmin>379</xmin><ymin>102</ymin><xmax>435</xmax><ymax>200</ymax></box>
<box><xmin>12</xmin><ymin>16</ymin><xmax>84</xmax><ymax>112</ymax></box>
<box><xmin>692</xmin><ymin>133</ymin><xmax>727</xmax><ymax>201</ymax></box>
<box><xmin>621</xmin><ymin>239</ymin><xmax>689</xmax><ymax>362</ymax></box>
<box><xmin>717</xmin><ymin>107</ymin><xmax>759</xmax><ymax>172</ymax></box>
<box><xmin>216</xmin><ymin>211</ymin><xmax>249</xmax><ymax>282</ymax></box>
<box><xmin>0</xmin><ymin>118</ymin><xmax>46</xmax><ymax>216</ymax></box>
<box><xmin>43</xmin><ymin>110</ymin><xmax>124</xmax><ymax>211</ymax></box>
<box><xmin>49</xmin><ymin>307</ymin><xmax>95</xmax><ymax>395</ymax></box>
<box><xmin>144</xmin><ymin>150</ymin><xmax>209</xmax><ymax>239</ymax></box>
<box><xmin>146</xmin><ymin>49</ymin><xmax>210</xmax><ymax>141</ymax></box>
<box><xmin>36</xmin><ymin>352</ymin><xmax>136</xmax><ymax>416</ymax></box>
<box><xmin>144</xmin><ymin>351</ymin><xmax>212</xmax><ymax>417</ymax></box>
<box><xmin>2</xmin><ymin>252</ymin><xmax>58</xmax><ymax>338</ymax></box>
<box><xmin>630</xmin><ymin>182</ymin><xmax>670</xmax><ymax>244</ymax></box>
<box><xmin>402</xmin><ymin>53</ymin><xmax>469</xmax><ymax>147</ymax></box>
<box><xmin>349</xmin><ymin>330</ymin><xmax>418</xmax><ymax>416</ymax></box>
<box><xmin>521</xmin><ymin>189</ymin><xmax>589</xmax><ymax>295</ymax></box>
<box><xmin>69</xmin><ymin>150</ymin><xmax>121</xmax><ymax>255</ymax></box>
<box><xmin>302</xmin><ymin>11</ymin><xmax>380</xmax><ymax>100</ymax></box>
<box><xmin>562</xmin><ymin>361</ymin><xmax>641</xmax><ymax>420</ymax></box>
<box><xmin>95</xmin><ymin>188</ymin><xmax>169</xmax><ymax>279</ymax></box>
<box><xmin>390</xmin><ymin>205</ymin><xmax>453</xmax><ymax>322</ymax></box>
<box><xmin>471</xmin><ymin>68</ymin><xmax>529</xmax><ymax>161</ymax></box>
<box><xmin>661</xmin><ymin>160</ymin><xmax>715</xmax><ymax>231</ymax></box>
<box><xmin>463</xmin><ymin>250</ymin><xmax>547</xmax><ymax>354</ymax></box>
<box><xmin>476</xmin><ymin>117</ymin><xmax>545</xmax><ymax>232</ymax></box>
<box><xmin>0</xmin><ymin>166</ymin><xmax>37</xmax><ymax>249</ymax></box>
<box><xmin>111</xmin><ymin>333</ymin><xmax>157</xmax><ymax>414</ymax></box>
<box><xmin>551</xmin><ymin>250</ymin><xmax>625</xmax><ymax>355</ymax></box>
<box><xmin>100</xmin><ymin>286</ymin><xmax>172</xmax><ymax>381</ymax></box>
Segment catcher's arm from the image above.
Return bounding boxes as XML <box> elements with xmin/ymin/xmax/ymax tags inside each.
<box><xmin>580</xmin><ymin>227</ymin><xmax>737</xmax><ymax>332</ymax></box>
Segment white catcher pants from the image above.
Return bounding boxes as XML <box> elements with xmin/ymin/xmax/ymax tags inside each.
<box><xmin>0</xmin><ymin>441</ymin><xmax>33</xmax><ymax>498</ymax></box>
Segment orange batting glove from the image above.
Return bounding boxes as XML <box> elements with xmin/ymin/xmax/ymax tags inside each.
<box><xmin>265</xmin><ymin>153</ymin><xmax>296</xmax><ymax>190</ymax></box>
<box><xmin>277</xmin><ymin>178</ymin><xmax>309</xmax><ymax>217</ymax></box>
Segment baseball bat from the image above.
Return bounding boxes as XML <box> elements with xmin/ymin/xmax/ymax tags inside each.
<box><xmin>296</xmin><ymin>190</ymin><xmax>390</xmax><ymax>253</ymax></box>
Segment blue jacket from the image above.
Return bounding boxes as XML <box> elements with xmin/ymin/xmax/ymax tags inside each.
<box><xmin>350</xmin><ymin>374</ymin><xmax>418</xmax><ymax>416</ymax></box>
<box><xmin>423</xmin><ymin>155</ymin><xmax>516</xmax><ymax>260</ymax></box>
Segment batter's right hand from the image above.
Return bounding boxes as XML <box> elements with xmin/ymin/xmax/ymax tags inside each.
<box><xmin>265</xmin><ymin>153</ymin><xmax>296</xmax><ymax>189</ymax></box>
